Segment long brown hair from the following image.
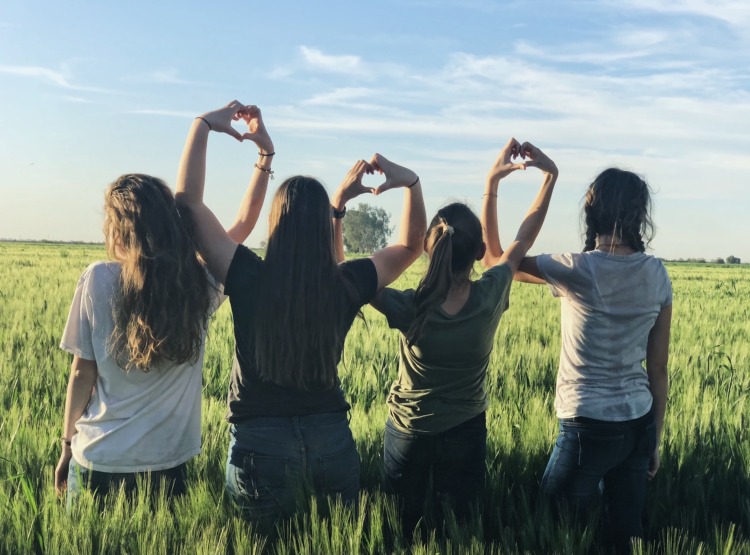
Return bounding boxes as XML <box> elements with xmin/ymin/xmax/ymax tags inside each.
<box><xmin>104</xmin><ymin>174</ymin><xmax>210</xmax><ymax>371</ymax></box>
<box><xmin>253</xmin><ymin>176</ymin><xmax>354</xmax><ymax>390</ymax></box>
<box><xmin>583</xmin><ymin>168</ymin><xmax>654</xmax><ymax>252</ymax></box>
<box><xmin>406</xmin><ymin>203</ymin><xmax>483</xmax><ymax>346</ymax></box>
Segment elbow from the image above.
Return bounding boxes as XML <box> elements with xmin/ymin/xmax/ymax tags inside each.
<box><xmin>405</xmin><ymin>245</ymin><xmax>423</xmax><ymax>265</ymax></box>
<box><xmin>481</xmin><ymin>255</ymin><xmax>496</xmax><ymax>270</ymax></box>
<box><xmin>174</xmin><ymin>192</ymin><xmax>200</xmax><ymax>209</ymax></box>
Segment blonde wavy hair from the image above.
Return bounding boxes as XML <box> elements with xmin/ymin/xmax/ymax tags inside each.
<box><xmin>104</xmin><ymin>174</ymin><xmax>211</xmax><ymax>371</ymax></box>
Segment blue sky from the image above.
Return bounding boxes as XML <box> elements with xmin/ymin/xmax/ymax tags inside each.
<box><xmin>1</xmin><ymin>0</ymin><xmax>749</xmax><ymax>261</ymax></box>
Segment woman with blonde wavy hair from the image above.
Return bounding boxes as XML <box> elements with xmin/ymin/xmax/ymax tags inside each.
<box><xmin>54</xmin><ymin>105</ymin><xmax>274</xmax><ymax>505</ymax></box>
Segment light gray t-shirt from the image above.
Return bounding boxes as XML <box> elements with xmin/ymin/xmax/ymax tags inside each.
<box><xmin>60</xmin><ymin>261</ymin><xmax>223</xmax><ymax>472</ymax></box>
<box><xmin>536</xmin><ymin>251</ymin><xmax>672</xmax><ymax>421</ymax></box>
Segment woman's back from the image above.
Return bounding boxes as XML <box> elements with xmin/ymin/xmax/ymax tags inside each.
<box><xmin>537</xmin><ymin>250</ymin><xmax>672</xmax><ymax>420</ymax></box>
<box><xmin>61</xmin><ymin>260</ymin><xmax>223</xmax><ymax>472</ymax></box>
<box><xmin>379</xmin><ymin>263</ymin><xmax>512</xmax><ymax>434</ymax></box>
<box><xmin>223</xmin><ymin>245</ymin><xmax>377</xmax><ymax>421</ymax></box>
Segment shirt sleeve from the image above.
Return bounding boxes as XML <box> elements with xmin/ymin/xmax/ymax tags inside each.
<box><xmin>660</xmin><ymin>264</ymin><xmax>673</xmax><ymax>308</ymax></box>
<box><xmin>224</xmin><ymin>244</ymin><xmax>263</xmax><ymax>299</ymax></box>
<box><xmin>376</xmin><ymin>288</ymin><xmax>416</xmax><ymax>332</ymax></box>
<box><xmin>339</xmin><ymin>258</ymin><xmax>378</xmax><ymax>306</ymax></box>
<box><xmin>477</xmin><ymin>263</ymin><xmax>513</xmax><ymax>313</ymax></box>
<box><xmin>205</xmin><ymin>268</ymin><xmax>226</xmax><ymax>316</ymax></box>
<box><xmin>536</xmin><ymin>253</ymin><xmax>586</xmax><ymax>298</ymax></box>
<box><xmin>60</xmin><ymin>268</ymin><xmax>96</xmax><ymax>360</ymax></box>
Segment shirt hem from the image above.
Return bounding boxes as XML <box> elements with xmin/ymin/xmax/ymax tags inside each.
<box><xmin>555</xmin><ymin>398</ymin><xmax>653</xmax><ymax>422</ymax></box>
<box><xmin>72</xmin><ymin>448</ymin><xmax>200</xmax><ymax>473</ymax></box>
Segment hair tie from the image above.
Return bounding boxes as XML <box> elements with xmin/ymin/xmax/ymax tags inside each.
<box><xmin>444</xmin><ymin>225</ymin><xmax>454</xmax><ymax>235</ymax></box>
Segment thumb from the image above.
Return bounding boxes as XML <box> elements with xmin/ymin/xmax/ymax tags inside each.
<box><xmin>226</xmin><ymin>127</ymin><xmax>242</xmax><ymax>141</ymax></box>
<box><xmin>512</xmin><ymin>162</ymin><xmax>527</xmax><ymax>171</ymax></box>
<box><xmin>373</xmin><ymin>180</ymin><xmax>392</xmax><ymax>195</ymax></box>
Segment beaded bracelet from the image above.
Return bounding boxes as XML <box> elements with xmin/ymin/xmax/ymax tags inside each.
<box><xmin>254</xmin><ymin>164</ymin><xmax>275</xmax><ymax>179</ymax></box>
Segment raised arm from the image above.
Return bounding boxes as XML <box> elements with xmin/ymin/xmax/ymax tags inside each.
<box><xmin>175</xmin><ymin>101</ymin><xmax>259</xmax><ymax>283</ymax></box>
<box><xmin>54</xmin><ymin>356</ymin><xmax>97</xmax><ymax>495</ymax></box>
<box><xmin>226</xmin><ymin>106</ymin><xmax>275</xmax><ymax>244</ymax></box>
<box><xmin>331</xmin><ymin>160</ymin><xmax>375</xmax><ymax>264</ymax></box>
<box><xmin>482</xmin><ymin>140</ymin><xmax>558</xmax><ymax>276</ymax></box>
<box><xmin>481</xmin><ymin>138</ymin><xmax>536</xmax><ymax>282</ymax></box>
<box><xmin>646</xmin><ymin>304</ymin><xmax>671</xmax><ymax>479</ymax></box>
<box><xmin>368</xmin><ymin>154</ymin><xmax>426</xmax><ymax>290</ymax></box>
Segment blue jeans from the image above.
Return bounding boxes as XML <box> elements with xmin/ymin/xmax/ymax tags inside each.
<box><xmin>67</xmin><ymin>458</ymin><xmax>187</xmax><ymax>511</ymax></box>
<box><xmin>383</xmin><ymin>412</ymin><xmax>486</xmax><ymax>534</ymax></box>
<box><xmin>225</xmin><ymin>411</ymin><xmax>360</xmax><ymax>528</ymax></box>
<box><xmin>541</xmin><ymin>408</ymin><xmax>657</xmax><ymax>554</ymax></box>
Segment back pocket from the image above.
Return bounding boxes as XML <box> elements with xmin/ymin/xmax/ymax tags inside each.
<box><xmin>577</xmin><ymin>432</ymin><xmax>624</xmax><ymax>471</ymax></box>
<box><xmin>241</xmin><ymin>452</ymin><xmax>289</xmax><ymax>501</ymax></box>
<box><xmin>317</xmin><ymin>442</ymin><xmax>361</xmax><ymax>498</ymax></box>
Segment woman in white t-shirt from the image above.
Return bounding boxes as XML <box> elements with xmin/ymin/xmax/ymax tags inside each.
<box><xmin>519</xmin><ymin>168</ymin><xmax>672</xmax><ymax>553</ymax></box>
<box><xmin>54</xmin><ymin>106</ymin><xmax>275</xmax><ymax>505</ymax></box>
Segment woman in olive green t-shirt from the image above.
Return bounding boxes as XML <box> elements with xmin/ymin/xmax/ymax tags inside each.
<box><xmin>371</xmin><ymin>138</ymin><xmax>558</xmax><ymax>534</ymax></box>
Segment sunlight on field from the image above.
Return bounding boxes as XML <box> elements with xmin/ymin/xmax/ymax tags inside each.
<box><xmin>0</xmin><ymin>242</ymin><xmax>748</xmax><ymax>553</ymax></box>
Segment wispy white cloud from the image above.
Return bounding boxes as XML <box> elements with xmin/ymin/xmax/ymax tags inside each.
<box><xmin>123</xmin><ymin>68</ymin><xmax>195</xmax><ymax>85</ymax></box>
<box><xmin>0</xmin><ymin>64</ymin><xmax>109</xmax><ymax>93</ymax></box>
<box><xmin>612</xmin><ymin>0</ymin><xmax>750</xmax><ymax>27</ymax></box>
<box><xmin>61</xmin><ymin>96</ymin><xmax>90</xmax><ymax>103</ymax></box>
<box><xmin>302</xmin><ymin>87</ymin><xmax>377</xmax><ymax>105</ymax></box>
<box><xmin>299</xmin><ymin>46</ymin><xmax>364</xmax><ymax>75</ymax></box>
<box><xmin>127</xmin><ymin>108</ymin><xmax>195</xmax><ymax>118</ymax></box>
<box><xmin>266</xmin><ymin>41</ymin><xmax>750</xmax><ymax>204</ymax></box>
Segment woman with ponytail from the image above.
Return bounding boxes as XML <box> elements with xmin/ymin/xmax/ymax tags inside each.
<box><xmin>372</xmin><ymin>138</ymin><xmax>558</xmax><ymax>533</ymax></box>
<box><xmin>54</xmin><ymin>105</ymin><xmax>273</xmax><ymax>505</ymax></box>
<box><xmin>518</xmin><ymin>168</ymin><xmax>672</xmax><ymax>554</ymax></box>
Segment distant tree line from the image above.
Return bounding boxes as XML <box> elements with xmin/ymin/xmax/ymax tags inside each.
<box><xmin>666</xmin><ymin>255</ymin><xmax>742</xmax><ymax>264</ymax></box>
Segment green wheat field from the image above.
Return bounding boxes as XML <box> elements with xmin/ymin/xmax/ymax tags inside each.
<box><xmin>1</xmin><ymin>241</ymin><xmax>749</xmax><ymax>554</ymax></box>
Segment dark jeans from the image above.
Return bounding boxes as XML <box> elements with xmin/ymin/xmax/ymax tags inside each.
<box><xmin>541</xmin><ymin>407</ymin><xmax>657</xmax><ymax>554</ymax></box>
<box><xmin>225</xmin><ymin>411</ymin><xmax>360</xmax><ymax>529</ymax></box>
<box><xmin>67</xmin><ymin>458</ymin><xmax>187</xmax><ymax>510</ymax></box>
<box><xmin>383</xmin><ymin>412</ymin><xmax>487</xmax><ymax>534</ymax></box>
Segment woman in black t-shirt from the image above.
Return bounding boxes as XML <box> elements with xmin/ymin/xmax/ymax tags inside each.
<box><xmin>175</xmin><ymin>101</ymin><xmax>426</xmax><ymax>527</ymax></box>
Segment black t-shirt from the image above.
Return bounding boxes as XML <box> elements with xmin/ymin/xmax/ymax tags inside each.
<box><xmin>223</xmin><ymin>245</ymin><xmax>378</xmax><ymax>421</ymax></box>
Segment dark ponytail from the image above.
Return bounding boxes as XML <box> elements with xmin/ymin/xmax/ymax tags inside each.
<box><xmin>582</xmin><ymin>168</ymin><xmax>654</xmax><ymax>252</ymax></box>
<box><xmin>406</xmin><ymin>204</ymin><xmax>482</xmax><ymax>346</ymax></box>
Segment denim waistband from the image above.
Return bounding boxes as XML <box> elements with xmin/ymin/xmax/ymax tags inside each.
<box><xmin>232</xmin><ymin>410</ymin><xmax>349</xmax><ymax>430</ymax></box>
<box><xmin>560</xmin><ymin>404</ymin><xmax>655</xmax><ymax>429</ymax></box>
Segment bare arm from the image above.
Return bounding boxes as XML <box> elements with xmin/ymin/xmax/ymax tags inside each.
<box><xmin>367</xmin><ymin>154</ymin><xmax>427</xmax><ymax>290</ymax></box>
<box><xmin>481</xmin><ymin>137</ymin><xmax>525</xmax><ymax>268</ymax></box>
<box><xmin>482</xmin><ymin>141</ymin><xmax>558</xmax><ymax>275</ymax></box>
<box><xmin>54</xmin><ymin>356</ymin><xmax>97</xmax><ymax>495</ymax></box>
<box><xmin>226</xmin><ymin>107</ymin><xmax>275</xmax><ymax>244</ymax></box>
<box><xmin>331</xmin><ymin>160</ymin><xmax>375</xmax><ymax>264</ymax></box>
<box><xmin>175</xmin><ymin>101</ymin><xmax>257</xmax><ymax>283</ymax></box>
<box><xmin>646</xmin><ymin>304</ymin><xmax>671</xmax><ymax>479</ymax></box>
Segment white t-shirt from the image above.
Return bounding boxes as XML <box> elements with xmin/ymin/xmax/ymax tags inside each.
<box><xmin>537</xmin><ymin>251</ymin><xmax>672</xmax><ymax>421</ymax></box>
<box><xmin>60</xmin><ymin>261</ymin><xmax>224</xmax><ymax>472</ymax></box>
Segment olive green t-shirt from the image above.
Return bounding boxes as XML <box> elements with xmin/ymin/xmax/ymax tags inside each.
<box><xmin>378</xmin><ymin>263</ymin><xmax>513</xmax><ymax>434</ymax></box>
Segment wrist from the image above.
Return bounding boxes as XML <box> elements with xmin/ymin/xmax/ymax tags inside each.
<box><xmin>331</xmin><ymin>191</ymin><xmax>350</xmax><ymax>211</ymax></box>
<box><xmin>194</xmin><ymin>116</ymin><xmax>212</xmax><ymax>131</ymax></box>
<box><xmin>542</xmin><ymin>170</ymin><xmax>558</xmax><ymax>183</ymax></box>
<box><xmin>485</xmin><ymin>178</ymin><xmax>500</xmax><ymax>192</ymax></box>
